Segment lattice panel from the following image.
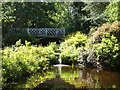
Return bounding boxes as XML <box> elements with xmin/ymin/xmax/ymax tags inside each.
<box><xmin>28</xmin><ymin>28</ymin><xmax>39</xmax><ymax>35</ymax></box>
<box><xmin>10</xmin><ymin>28</ymin><xmax>65</xmax><ymax>37</ymax></box>
<box><xmin>57</xmin><ymin>29</ymin><xmax>65</xmax><ymax>35</ymax></box>
<box><xmin>47</xmin><ymin>28</ymin><xmax>56</xmax><ymax>35</ymax></box>
<box><xmin>38</xmin><ymin>28</ymin><xmax>46</xmax><ymax>35</ymax></box>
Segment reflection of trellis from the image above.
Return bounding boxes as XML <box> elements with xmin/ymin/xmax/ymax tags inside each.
<box><xmin>10</xmin><ymin>28</ymin><xmax>65</xmax><ymax>37</ymax></box>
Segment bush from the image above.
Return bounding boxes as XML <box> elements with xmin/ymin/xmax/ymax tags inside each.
<box><xmin>86</xmin><ymin>21</ymin><xmax>120</xmax><ymax>70</ymax></box>
<box><xmin>79</xmin><ymin>32</ymin><xmax>120</xmax><ymax>70</ymax></box>
<box><xmin>60</xmin><ymin>32</ymin><xmax>88</xmax><ymax>50</ymax></box>
<box><xmin>2</xmin><ymin>40</ymin><xmax>56</xmax><ymax>84</ymax></box>
<box><xmin>60</xmin><ymin>45</ymin><xmax>78</xmax><ymax>65</ymax></box>
<box><xmin>94</xmin><ymin>33</ymin><xmax>120</xmax><ymax>70</ymax></box>
<box><xmin>76</xmin><ymin>47</ymin><xmax>88</xmax><ymax>67</ymax></box>
<box><xmin>110</xmin><ymin>21</ymin><xmax>120</xmax><ymax>42</ymax></box>
<box><xmin>59</xmin><ymin>32</ymin><xmax>88</xmax><ymax>65</ymax></box>
<box><xmin>91</xmin><ymin>21</ymin><xmax>120</xmax><ymax>43</ymax></box>
<box><xmin>76</xmin><ymin>45</ymin><xmax>98</xmax><ymax>68</ymax></box>
<box><xmin>44</xmin><ymin>42</ymin><xmax>58</xmax><ymax>65</ymax></box>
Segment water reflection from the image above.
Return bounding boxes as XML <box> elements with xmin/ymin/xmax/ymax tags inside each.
<box><xmin>52</xmin><ymin>66</ymin><xmax>120</xmax><ymax>88</ymax></box>
<box><xmin>4</xmin><ymin>66</ymin><xmax>120</xmax><ymax>89</ymax></box>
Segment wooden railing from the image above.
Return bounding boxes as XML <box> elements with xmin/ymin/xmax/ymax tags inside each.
<box><xmin>9</xmin><ymin>28</ymin><xmax>65</xmax><ymax>37</ymax></box>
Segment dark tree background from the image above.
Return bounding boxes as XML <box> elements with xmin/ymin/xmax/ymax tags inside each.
<box><xmin>2</xmin><ymin>1</ymin><xmax>120</xmax><ymax>44</ymax></box>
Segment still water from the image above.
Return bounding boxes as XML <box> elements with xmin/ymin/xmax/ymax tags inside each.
<box><xmin>5</xmin><ymin>66</ymin><xmax>120</xmax><ymax>89</ymax></box>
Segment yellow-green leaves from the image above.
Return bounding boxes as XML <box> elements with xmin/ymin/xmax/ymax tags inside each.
<box><xmin>104</xmin><ymin>1</ymin><xmax>119</xmax><ymax>23</ymax></box>
<box><xmin>94</xmin><ymin>33</ymin><xmax>119</xmax><ymax>68</ymax></box>
<box><xmin>15</xmin><ymin>39</ymin><xmax>22</xmax><ymax>47</ymax></box>
<box><xmin>2</xmin><ymin>40</ymin><xmax>57</xmax><ymax>84</ymax></box>
<box><xmin>60</xmin><ymin>32</ymin><xmax>88</xmax><ymax>64</ymax></box>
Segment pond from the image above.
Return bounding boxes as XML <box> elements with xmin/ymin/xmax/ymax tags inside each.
<box><xmin>4</xmin><ymin>66</ymin><xmax>120</xmax><ymax>89</ymax></box>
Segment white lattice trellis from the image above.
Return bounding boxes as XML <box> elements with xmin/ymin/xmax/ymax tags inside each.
<box><xmin>10</xmin><ymin>28</ymin><xmax>65</xmax><ymax>37</ymax></box>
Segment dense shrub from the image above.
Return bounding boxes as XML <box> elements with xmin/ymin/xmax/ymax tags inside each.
<box><xmin>45</xmin><ymin>42</ymin><xmax>58</xmax><ymax>65</ymax></box>
<box><xmin>60</xmin><ymin>32</ymin><xmax>88</xmax><ymax>50</ymax></box>
<box><xmin>94</xmin><ymin>33</ymin><xmax>120</xmax><ymax>70</ymax></box>
<box><xmin>76</xmin><ymin>47</ymin><xmax>88</xmax><ymax>67</ymax></box>
<box><xmin>2</xmin><ymin>40</ymin><xmax>57</xmax><ymax>84</ymax></box>
<box><xmin>76</xmin><ymin>32</ymin><xmax>120</xmax><ymax>70</ymax></box>
<box><xmin>76</xmin><ymin>44</ymin><xmax>98</xmax><ymax>68</ymax></box>
<box><xmin>76</xmin><ymin>21</ymin><xmax>120</xmax><ymax>69</ymax></box>
<box><xmin>60</xmin><ymin>45</ymin><xmax>78</xmax><ymax>65</ymax></box>
<box><xmin>110</xmin><ymin>21</ymin><xmax>120</xmax><ymax>42</ymax></box>
<box><xmin>59</xmin><ymin>32</ymin><xmax>88</xmax><ymax>65</ymax></box>
<box><xmin>91</xmin><ymin>21</ymin><xmax>120</xmax><ymax>43</ymax></box>
<box><xmin>58</xmin><ymin>22</ymin><xmax>120</xmax><ymax>70</ymax></box>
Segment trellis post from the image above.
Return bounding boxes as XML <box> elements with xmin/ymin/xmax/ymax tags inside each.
<box><xmin>27</xmin><ymin>28</ymin><xmax>30</xmax><ymax>34</ymax></box>
<box><xmin>56</xmin><ymin>29</ymin><xmax>58</xmax><ymax>35</ymax></box>
<box><xmin>63</xmin><ymin>29</ymin><xmax>65</xmax><ymax>36</ymax></box>
<box><xmin>45</xmin><ymin>28</ymin><xmax>47</xmax><ymax>35</ymax></box>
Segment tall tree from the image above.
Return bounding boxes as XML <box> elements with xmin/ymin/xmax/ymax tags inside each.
<box><xmin>83</xmin><ymin>2</ymin><xmax>109</xmax><ymax>27</ymax></box>
<box><xmin>104</xmin><ymin>1</ymin><xmax>120</xmax><ymax>23</ymax></box>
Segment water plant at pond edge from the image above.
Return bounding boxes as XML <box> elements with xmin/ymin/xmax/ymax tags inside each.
<box><xmin>2</xmin><ymin>40</ymin><xmax>57</xmax><ymax>86</ymax></box>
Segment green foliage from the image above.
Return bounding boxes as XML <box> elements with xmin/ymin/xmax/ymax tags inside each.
<box><xmin>15</xmin><ymin>39</ymin><xmax>22</xmax><ymax>46</ymax></box>
<box><xmin>3</xmin><ymin>30</ymin><xmax>38</xmax><ymax>46</ymax></box>
<box><xmin>83</xmin><ymin>2</ymin><xmax>109</xmax><ymax>26</ymax></box>
<box><xmin>104</xmin><ymin>1</ymin><xmax>119</xmax><ymax>23</ymax></box>
<box><xmin>2</xmin><ymin>2</ymin><xmax>72</xmax><ymax>34</ymax></box>
<box><xmin>109</xmin><ymin>21</ymin><xmax>120</xmax><ymax>42</ymax></box>
<box><xmin>44</xmin><ymin>42</ymin><xmax>58</xmax><ymax>65</ymax></box>
<box><xmin>60</xmin><ymin>32</ymin><xmax>88</xmax><ymax>65</ymax></box>
<box><xmin>87</xmin><ymin>21</ymin><xmax>120</xmax><ymax>69</ymax></box>
<box><xmin>91</xmin><ymin>21</ymin><xmax>120</xmax><ymax>43</ymax></box>
<box><xmin>50</xmin><ymin>2</ymin><xmax>72</xmax><ymax>29</ymax></box>
<box><xmin>2</xmin><ymin>40</ymin><xmax>57</xmax><ymax>84</ymax></box>
<box><xmin>2</xmin><ymin>2</ymin><xmax>16</xmax><ymax>35</ymax></box>
<box><xmin>60</xmin><ymin>45</ymin><xmax>78</xmax><ymax>65</ymax></box>
<box><xmin>60</xmin><ymin>32</ymin><xmax>88</xmax><ymax>50</ymax></box>
<box><xmin>94</xmin><ymin>33</ymin><xmax>120</xmax><ymax>69</ymax></box>
<box><xmin>2</xmin><ymin>2</ymin><xmax>109</xmax><ymax>36</ymax></box>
